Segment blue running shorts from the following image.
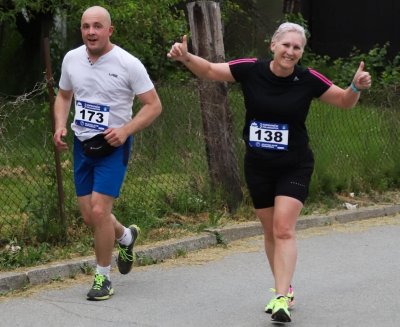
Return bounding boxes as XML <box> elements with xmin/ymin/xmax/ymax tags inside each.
<box><xmin>73</xmin><ymin>136</ymin><xmax>133</xmax><ymax>198</ymax></box>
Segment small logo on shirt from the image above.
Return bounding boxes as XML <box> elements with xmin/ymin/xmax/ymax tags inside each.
<box><xmin>293</xmin><ymin>76</ymin><xmax>299</xmax><ymax>82</ymax></box>
<box><xmin>109</xmin><ymin>73</ymin><xmax>118</xmax><ymax>78</ymax></box>
<box><xmin>290</xmin><ymin>181</ymin><xmax>305</xmax><ymax>188</ymax></box>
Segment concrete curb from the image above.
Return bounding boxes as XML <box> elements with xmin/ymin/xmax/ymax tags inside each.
<box><xmin>1</xmin><ymin>204</ymin><xmax>399</xmax><ymax>294</ymax></box>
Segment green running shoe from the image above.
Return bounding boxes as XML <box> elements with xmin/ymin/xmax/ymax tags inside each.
<box><xmin>265</xmin><ymin>292</ymin><xmax>276</xmax><ymax>314</ymax></box>
<box><xmin>117</xmin><ymin>224</ymin><xmax>140</xmax><ymax>274</ymax></box>
<box><xmin>265</xmin><ymin>286</ymin><xmax>295</xmax><ymax>314</ymax></box>
<box><xmin>87</xmin><ymin>274</ymin><xmax>114</xmax><ymax>301</ymax></box>
<box><xmin>271</xmin><ymin>296</ymin><xmax>291</xmax><ymax>323</ymax></box>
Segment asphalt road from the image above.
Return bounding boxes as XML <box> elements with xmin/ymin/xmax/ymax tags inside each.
<box><xmin>0</xmin><ymin>216</ymin><xmax>399</xmax><ymax>327</ymax></box>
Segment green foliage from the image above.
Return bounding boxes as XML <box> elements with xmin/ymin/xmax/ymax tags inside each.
<box><xmin>276</xmin><ymin>13</ymin><xmax>400</xmax><ymax>108</ymax></box>
<box><xmin>302</xmin><ymin>43</ymin><xmax>400</xmax><ymax>108</ymax></box>
<box><xmin>1</xmin><ymin>0</ymin><xmax>262</xmax><ymax>84</ymax></box>
<box><xmin>1</xmin><ymin>102</ymin><xmax>67</xmax><ymax>244</ymax></box>
<box><xmin>214</xmin><ymin>232</ymin><xmax>227</xmax><ymax>246</ymax></box>
<box><xmin>102</xmin><ymin>0</ymin><xmax>187</xmax><ymax>80</ymax></box>
<box><xmin>0</xmin><ymin>241</ymin><xmax>50</xmax><ymax>269</ymax></box>
<box><xmin>0</xmin><ymin>0</ymin><xmax>66</xmax><ymax>24</ymax></box>
<box><xmin>174</xmin><ymin>248</ymin><xmax>187</xmax><ymax>258</ymax></box>
<box><xmin>208</xmin><ymin>210</ymin><xmax>225</xmax><ymax>227</ymax></box>
<box><xmin>136</xmin><ymin>253</ymin><xmax>157</xmax><ymax>266</ymax></box>
<box><xmin>80</xmin><ymin>262</ymin><xmax>94</xmax><ymax>275</ymax></box>
<box><xmin>21</xmin><ymin>176</ymin><xmax>65</xmax><ymax>244</ymax></box>
<box><xmin>1</xmin><ymin>0</ymin><xmax>188</xmax><ymax>82</ymax></box>
<box><xmin>307</xmin><ymin>102</ymin><xmax>400</xmax><ymax>200</ymax></box>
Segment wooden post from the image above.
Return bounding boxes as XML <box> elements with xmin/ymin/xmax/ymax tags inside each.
<box><xmin>187</xmin><ymin>1</ymin><xmax>243</xmax><ymax>212</ymax></box>
<box><xmin>43</xmin><ymin>36</ymin><xmax>67</xmax><ymax>241</ymax></box>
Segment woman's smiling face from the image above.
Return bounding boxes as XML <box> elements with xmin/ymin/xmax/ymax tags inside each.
<box><xmin>270</xmin><ymin>31</ymin><xmax>305</xmax><ymax>76</ymax></box>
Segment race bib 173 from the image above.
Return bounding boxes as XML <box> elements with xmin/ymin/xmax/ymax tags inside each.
<box><xmin>74</xmin><ymin>100</ymin><xmax>110</xmax><ymax>131</ymax></box>
<box><xmin>249</xmin><ymin>120</ymin><xmax>289</xmax><ymax>151</ymax></box>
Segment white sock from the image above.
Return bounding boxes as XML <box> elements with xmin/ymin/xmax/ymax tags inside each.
<box><xmin>96</xmin><ymin>265</ymin><xmax>111</xmax><ymax>280</ymax></box>
<box><xmin>117</xmin><ymin>226</ymin><xmax>133</xmax><ymax>246</ymax></box>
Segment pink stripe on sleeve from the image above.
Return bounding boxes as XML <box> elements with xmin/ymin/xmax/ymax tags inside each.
<box><xmin>308</xmin><ymin>68</ymin><xmax>333</xmax><ymax>86</ymax></box>
<box><xmin>229</xmin><ymin>58</ymin><xmax>257</xmax><ymax>66</ymax></box>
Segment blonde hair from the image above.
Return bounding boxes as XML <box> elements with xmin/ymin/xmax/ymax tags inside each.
<box><xmin>272</xmin><ymin>22</ymin><xmax>307</xmax><ymax>47</ymax></box>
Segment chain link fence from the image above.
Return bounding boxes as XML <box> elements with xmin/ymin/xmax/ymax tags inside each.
<box><xmin>1</xmin><ymin>81</ymin><xmax>400</xmax><ymax>249</ymax></box>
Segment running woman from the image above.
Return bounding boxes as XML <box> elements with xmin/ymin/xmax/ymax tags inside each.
<box><xmin>167</xmin><ymin>22</ymin><xmax>371</xmax><ymax>323</ymax></box>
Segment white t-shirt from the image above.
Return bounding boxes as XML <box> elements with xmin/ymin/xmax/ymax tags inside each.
<box><xmin>59</xmin><ymin>45</ymin><xmax>154</xmax><ymax>141</ymax></box>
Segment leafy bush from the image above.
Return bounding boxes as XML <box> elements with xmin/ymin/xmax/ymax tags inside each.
<box><xmin>284</xmin><ymin>13</ymin><xmax>400</xmax><ymax>108</ymax></box>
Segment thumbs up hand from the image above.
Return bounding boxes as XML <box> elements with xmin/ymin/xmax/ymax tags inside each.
<box><xmin>352</xmin><ymin>61</ymin><xmax>372</xmax><ymax>90</ymax></box>
<box><xmin>167</xmin><ymin>35</ymin><xmax>189</xmax><ymax>62</ymax></box>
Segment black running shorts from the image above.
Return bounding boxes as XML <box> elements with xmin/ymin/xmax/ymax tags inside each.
<box><xmin>244</xmin><ymin>147</ymin><xmax>314</xmax><ymax>209</ymax></box>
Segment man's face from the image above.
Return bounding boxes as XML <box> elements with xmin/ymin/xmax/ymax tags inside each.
<box><xmin>80</xmin><ymin>8</ymin><xmax>113</xmax><ymax>56</ymax></box>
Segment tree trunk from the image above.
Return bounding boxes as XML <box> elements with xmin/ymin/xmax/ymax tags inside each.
<box><xmin>283</xmin><ymin>0</ymin><xmax>302</xmax><ymax>13</ymax></box>
<box><xmin>187</xmin><ymin>1</ymin><xmax>243</xmax><ymax>213</ymax></box>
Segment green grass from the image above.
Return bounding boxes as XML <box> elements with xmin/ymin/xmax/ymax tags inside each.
<box><xmin>307</xmin><ymin>102</ymin><xmax>400</xmax><ymax>199</ymax></box>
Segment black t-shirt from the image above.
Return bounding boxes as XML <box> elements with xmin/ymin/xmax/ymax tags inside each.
<box><xmin>229</xmin><ymin>58</ymin><xmax>332</xmax><ymax>165</ymax></box>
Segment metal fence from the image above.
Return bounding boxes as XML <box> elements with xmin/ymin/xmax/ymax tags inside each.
<box><xmin>1</xmin><ymin>81</ymin><xmax>400</xmax><ymax>247</ymax></box>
